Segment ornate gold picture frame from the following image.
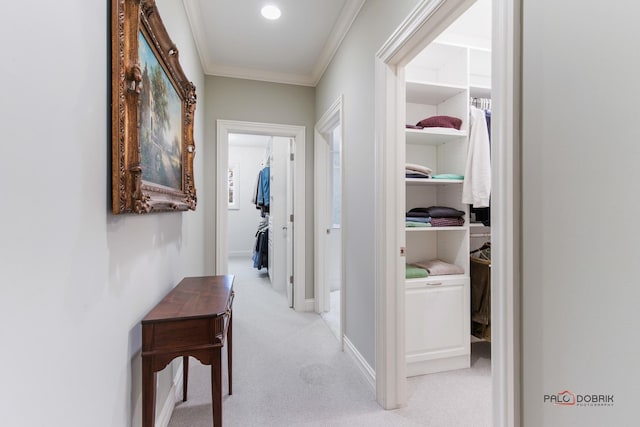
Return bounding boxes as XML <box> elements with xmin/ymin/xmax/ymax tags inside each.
<box><xmin>111</xmin><ymin>0</ymin><xmax>197</xmax><ymax>214</ymax></box>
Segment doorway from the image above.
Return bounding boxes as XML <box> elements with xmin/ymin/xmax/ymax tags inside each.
<box><xmin>315</xmin><ymin>96</ymin><xmax>344</xmax><ymax>344</ymax></box>
<box><xmin>216</xmin><ymin>120</ymin><xmax>307</xmax><ymax>310</ymax></box>
<box><xmin>374</xmin><ymin>0</ymin><xmax>520</xmax><ymax>423</ymax></box>
<box><xmin>226</xmin><ymin>134</ymin><xmax>294</xmax><ymax>304</ymax></box>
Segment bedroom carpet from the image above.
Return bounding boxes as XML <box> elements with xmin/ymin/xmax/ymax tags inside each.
<box><xmin>167</xmin><ymin>256</ymin><xmax>491</xmax><ymax>427</ymax></box>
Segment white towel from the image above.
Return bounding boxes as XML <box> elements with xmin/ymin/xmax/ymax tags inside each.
<box><xmin>405</xmin><ymin>163</ymin><xmax>433</xmax><ymax>176</ymax></box>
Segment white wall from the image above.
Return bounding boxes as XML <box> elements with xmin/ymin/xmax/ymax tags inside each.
<box><xmin>227</xmin><ymin>137</ymin><xmax>270</xmax><ymax>257</ymax></box>
<box><xmin>314</xmin><ymin>0</ymin><xmax>421</xmax><ymax>367</ymax></box>
<box><xmin>203</xmin><ymin>76</ymin><xmax>316</xmax><ymax>297</ymax></box>
<box><xmin>0</xmin><ymin>1</ymin><xmax>206</xmax><ymax>426</ymax></box>
<box><xmin>522</xmin><ymin>1</ymin><xmax>640</xmax><ymax>425</ymax></box>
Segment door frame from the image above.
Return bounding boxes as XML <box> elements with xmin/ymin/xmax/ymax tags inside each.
<box><xmin>373</xmin><ymin>0</ymin><xmax>521</xmax><ymax>425</ymax></box>
<box><xmin>314</xmin><ymin>95</ymin><xmax>345</xmax><ymax>348</ymax></box>
<box><xmin>216</xmin><ymin>120</ymin><xmax>307</xmax><ymax>311</ymax></box>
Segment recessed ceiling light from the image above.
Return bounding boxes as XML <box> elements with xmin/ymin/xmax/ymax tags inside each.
<box><xmin>261</xmin><ymin>5</ymin><xmax>281</xmax><ymax>20</ymax></box>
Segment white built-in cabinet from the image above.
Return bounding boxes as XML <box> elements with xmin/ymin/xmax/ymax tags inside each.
<box><xmin>403</xmin><ymin>40</ymin><xmax>491</xmax><ymax>377</ymax></box>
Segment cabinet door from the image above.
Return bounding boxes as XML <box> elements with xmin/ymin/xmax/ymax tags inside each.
<box><xmin>405</xmin><ymin>277</ymin><xmax>470</xmax><ymax>374</ymax></box>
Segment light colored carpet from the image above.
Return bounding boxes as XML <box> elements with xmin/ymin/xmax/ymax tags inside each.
<box><xmin>167</xmin><ymin>256</ymin><xmax>491</xmax><ymax>427</ymax></box>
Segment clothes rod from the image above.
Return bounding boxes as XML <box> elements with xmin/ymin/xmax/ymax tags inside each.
<box><xmin>470</xmin><ymin>233</ymin><xmax>491</xmax><ymax>238</ymax></box>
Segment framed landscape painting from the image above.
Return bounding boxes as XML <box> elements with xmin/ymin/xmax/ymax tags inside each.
<box><xmin>111</xmin><ymin>0</ymin><xmax>197</xmax><ymax>214</ymax></box>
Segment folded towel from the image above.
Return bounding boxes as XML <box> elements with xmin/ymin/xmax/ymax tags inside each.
<box><xmin>405</xmin><ymin>216</ymin><xmax>431</xmax><ymax>223</ymax></box>
<box><xmin>414</xmin><ymin>259</ymin><xmax>464</xmax><ymax>276</ymax></box>
<box><xmin>406</xmin><ymin>264</ymin><xmax>429</xmax><ymax>279</ymax></box>
<box><xmin>405</xmin><ymin>163</ymin><xmax>433</xmax><ymax>176</ymax></box>
<box><xmin>405</xmin><ymin>221</ymin><xmax>432</xmax><ymax>227</ymax></box>
<box><xmin>432</xmin><ymin>173</ymin><xmax>464</xmax><ymax>180</ymax></box>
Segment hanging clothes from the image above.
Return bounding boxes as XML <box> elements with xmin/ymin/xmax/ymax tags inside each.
<box><xmin>253</xmin><ymin>165</ymin><xmax>270</xmax><ymax>216</ymax></box>
<box><xmin>252</xmin><ymin>218</ymin><xmax>269</xmax><ymax>270</ymax></box>
<box><xmin>462</xmin><ymin>106</ymin><xmax>491</xmax><ymax>208</ymax></box>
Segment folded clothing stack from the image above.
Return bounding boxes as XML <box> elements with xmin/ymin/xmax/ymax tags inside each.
<box><xmin>406</xmin><ymin>263</ymin><xmax>429</xmax><ymax>279</ymax></box>
<box><xmin>405</xmin><ymin>216</ymin><xmax>431</xmax><ymax>227</ymax></box>
<box><xmin>413</xmin><ymin>259</ymin><xmax>464</xmax><ymax>276</ymax></box>
<box><xmin>407</xmin><ymin>206</ymin><xmax>465</xmax><ymax>227</ymax></box>
<box><xmin>409</xmin><ymin>115</ymin><xmax>462</xmax><ymax>130</ymax></box>
<box><xmin>405</xmin><ymin>162</ymin><xmax>432</xmax><ymax>179</ymax></box>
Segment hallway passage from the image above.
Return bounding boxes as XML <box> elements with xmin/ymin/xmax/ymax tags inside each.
<box><xmin>168</xmin><ymin>256</ymin><xmax>491</xmax><ymax>426</ymax></box>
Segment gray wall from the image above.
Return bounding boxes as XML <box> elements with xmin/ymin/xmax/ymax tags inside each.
<box><xmin>0</xmin><ymin>1</ymin><xmax>206</xmax><ymax>425</ymax></box>
<box><xmin>315</xmin><ymin>0</ymin><xmax>422</xmax><ymax>367</ymax></box>
<box><xmin>522</xmin><ymin>0</ymin><xmax>640</xmax><ymax>425</ymax></box>
<box><xmin>203</xmin><ymin>76</ymin><xmax>316</xmax><ymax>297</ymax></box>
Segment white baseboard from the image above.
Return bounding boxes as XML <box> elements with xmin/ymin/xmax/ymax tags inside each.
<box><xmin>344</xmin><ymin>336</ymin><xmax>376</xmax><ymax>391</ymax></box>
<box><xmin>303</xmin><ymin>298</ymin><xmax>315</xmax><ymax>312</ymax></box>
<box><xmin>156</xmin><ymin>360</ymin><xmax>184</xmax><ymax>427</ymax></box>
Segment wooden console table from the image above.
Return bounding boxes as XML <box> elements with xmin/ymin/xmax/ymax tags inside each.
<box><xmin>141</xmin><ymin>275</ymin><xmax>234</xmax><ymax>427</ymax></box>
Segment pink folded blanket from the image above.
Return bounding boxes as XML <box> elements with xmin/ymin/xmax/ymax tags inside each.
<box><xmin>414</xmin><ymin>259</ymin><xmax>464</xmax><ymax>276</ymax></box>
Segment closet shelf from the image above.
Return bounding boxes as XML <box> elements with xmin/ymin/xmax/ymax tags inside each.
<box><xmin>406</xmin><ymin>80</ymin><xmax>467</xmax><ymax>104</ymax></box>
<box><xmin>470</xmin><ymin>222</ymin><xmax>488</xmax><ymax>228</ymax></box>
<box><xmin>405</xmin><ymin>226</ymin><xmax>467</xmax><ymax>232</ymax></box>
<box><xmin>406</xmin><ymin>127</ymin><xmax>467</xmax><ymax>146</ymax></box>
<box><xmin>405</xmin><ymin>273</ymin><xmax>467</xmax><ymax>284</ymax></box>
<box><xmin>406</xmin><ymin>178</ymin><xmax>463</xmax><ymax>185</ymax></box>
<box><xmin>470</xmin><ymin>85</ymin><xmax>491</xmax><ymax>98</ymax></box>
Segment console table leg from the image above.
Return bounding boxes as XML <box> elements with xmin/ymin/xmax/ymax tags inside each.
<box><xmin>142</xmin><ymin>357</ymin><xmax>156</xmax><ymax>427</ymax></box>
<box><xmin>228</xmin><ymin>311</ymin><xmax>233</xmax><ymax>395</ymax></box>
<box><xmin>211</xmin><ymin>349</ymin><xmax>222</xmax><ymax>426</ymax></box>
<box><xmin>183</xmin><ymin>355</ymin><xmax>189</xmax><ymax>402</ymax></box>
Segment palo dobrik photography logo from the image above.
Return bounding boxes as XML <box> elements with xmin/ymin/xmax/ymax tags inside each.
<box><xmin>543</xmin><ymin>390</ymin><xmax>614</xmax><ymax>407</ymax></box>
<box><xmin>548</xmin><ymin>390</ymin><xmax>576</xmax><ymax>406</ymax></box>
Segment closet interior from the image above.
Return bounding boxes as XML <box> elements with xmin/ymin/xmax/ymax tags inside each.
<box><xmin>252</xmin><ymin>151</ymin><xmax>270</xmax><ymax>272</ymax></box>
<box><xmin>402</xmin><ymin>0</ymin><xmax>492</xmax><ymax>377</ymax></box>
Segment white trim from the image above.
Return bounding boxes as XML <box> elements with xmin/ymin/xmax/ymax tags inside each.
<box><xmin>492</xmin><ymin>0</ymin><xmax>521</xmax><ymax>425</ymax></box>
<box><xmin>374</xmin><ymin>0</ymin><xmax>520</xmax><ymax>423</ymax></box>
<box><xmin>155</xmin><ymin>363</ymin><xmax>184</xmax><ymax>427</ymax></box>
<box><xmin>303</xmin><ymin>298</ymin><xmax>316</xmax><ymax>312</ymax></box>
<box><xmin>216</xmin><ymin>120</ymin><xmax>307</xmax><ymax>311</ymax></box>
<box><xmin>344</xmin><ymin>336</ymin><xmax>376</xmax><ymax>391</ymax></box>
<box><xmin>310</xmin><ymin>0</ymin><xmax>367</xmax><ymax>85</ymax></box>
<box><xmin>204</xmin><ymin>64</ymin><xmax>317</xmax><ymax>87</ymax></box>
<box><xmin>373</xmin><ymin>56</ymin><xmax>407</xmax><ymax>409</ymax></box>
<box><xmin>314</xmin><ymin>95</ymin><xmax>345</xmax><ymax>350</ymax></box>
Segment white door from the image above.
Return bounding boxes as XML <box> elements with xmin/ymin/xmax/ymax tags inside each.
<box><xmin>269</xmin><ymin>137</ymin><xmax>288</xmax><ymax>295</ymax></box>
<box><xmin>285</xmin><ymin>137</ymin><xmax>294</xmax><ymax>307</ymax></box>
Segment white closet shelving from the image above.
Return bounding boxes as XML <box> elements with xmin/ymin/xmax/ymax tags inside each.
<box><xmin>403</xmin><ymin>38</ymin><xmax>491</xmax><ymax>377</ymax></box>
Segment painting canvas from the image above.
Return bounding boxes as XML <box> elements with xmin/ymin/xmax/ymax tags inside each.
<box><xmin>138</xmin><ymin>31</ymin><xmax>183</xmax><ymax>190</ymax></box>
<box><xmin>111</xmin><ymin>0</ymin><xmax>197</xmax><ymax>214</ymax></box>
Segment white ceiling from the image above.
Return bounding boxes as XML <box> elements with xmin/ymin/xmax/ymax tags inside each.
<box><xmin>183</xmin><ymin>0</ymin><xmax>366</xmax><ymax>86</ymax></box>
